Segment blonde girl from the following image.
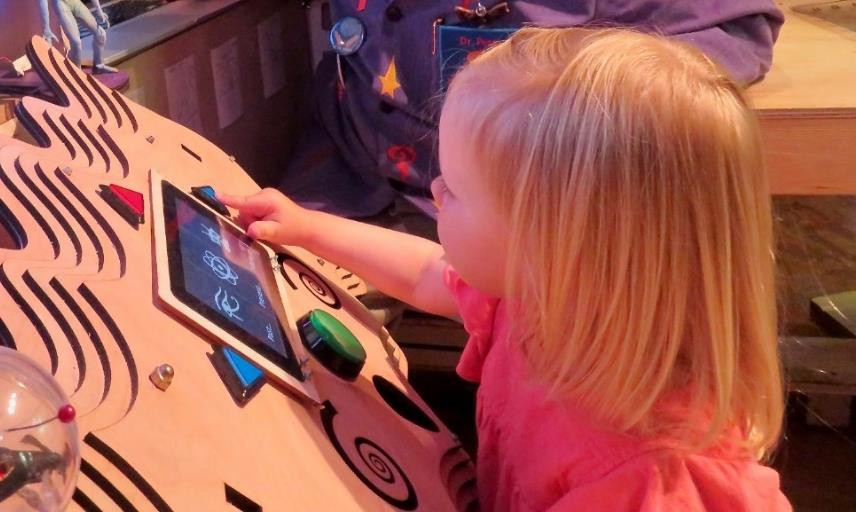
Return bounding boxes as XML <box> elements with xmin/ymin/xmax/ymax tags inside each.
<box><xmin>221</xmin><ymin>27</ymin><xmax>790</xmax><ymax>511</ymax></box>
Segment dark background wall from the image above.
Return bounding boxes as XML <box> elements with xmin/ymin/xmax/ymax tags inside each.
<box><xmin>0</xmin><ymin>0</ymin><xmax>63</xmax><ymax>59</ymax></box>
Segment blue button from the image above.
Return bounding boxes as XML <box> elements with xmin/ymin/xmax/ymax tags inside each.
<box><xmin>223</xmin><ymin>348</ymin><xmax>264</xmax><ymax>388</ymax></box>
<box><xmin>191</xmin><ymin>185</ymin><xmax>230</xmax><ymax>217</ymax></box>
<box><xmin>198</xmin><ymin>185</ymin><xmax>216</xmax><ymax>199</ymax></box>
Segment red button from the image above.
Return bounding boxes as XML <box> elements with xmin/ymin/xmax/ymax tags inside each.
<box><xmin>100</xmin><ymin>184</ymin><xmax>145</xmax><ymax>227</ymax></box>
<box><xmin>110</xmin><ymin>184</ymin><xmax>144</xmax><ymax>215</ymax></box>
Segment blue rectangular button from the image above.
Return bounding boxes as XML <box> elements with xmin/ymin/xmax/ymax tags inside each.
<box><xmin>191</xmin><ymin>185</ymin><xmax>231</xmax><ymax>217</ymax></box>
<box><xmin>223</xmin><ymin>348</ymin><xmax>264</xmax><ymax>388</ymax></box>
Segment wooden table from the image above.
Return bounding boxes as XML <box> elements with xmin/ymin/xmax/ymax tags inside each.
<box><xmin>749</xmin><ymin>0</ymin><xmax>856</xmax><ymax>194</ymax></box>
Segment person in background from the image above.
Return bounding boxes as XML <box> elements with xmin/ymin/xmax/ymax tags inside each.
<box><xmin>282</xmin><ymin>0</ymin><xmax>784</xmax><ymax>220</ymax></box>
<box><xmin>224</xmin><ymin>26</ymin><xmax>790</xmax><ymax>511</ymax></box>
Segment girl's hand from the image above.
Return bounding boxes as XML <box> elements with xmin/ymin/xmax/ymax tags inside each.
<box><xmin>217</xmin><ymin>188</ymin><xmax>315</xmax><ymax>247</ymax></box>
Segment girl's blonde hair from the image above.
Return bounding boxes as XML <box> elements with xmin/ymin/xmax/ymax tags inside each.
<box><xmin>444</xmin><ymin>27</ymin><xmax>783</xmax><ymax>457</ymax></box>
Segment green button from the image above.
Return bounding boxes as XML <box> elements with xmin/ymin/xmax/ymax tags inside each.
<box><xmin>308</xmin><ymin>310</ymin><xmax>366</xmax><ymax>364</ymax></box>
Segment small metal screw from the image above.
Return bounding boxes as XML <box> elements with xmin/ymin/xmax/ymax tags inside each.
<box><xmin>149</xmin><ymin>364</ymin><xmax>174</xmax><ymax>391</ymax></box>
<box><xmin>61</xmin><ymin>166</ymin><xmax>73</xmax><ymax>176</ymax></box>
<box><xmin>146</xmin><ymin>135</ymin><xmax>155</xmax><ymax>143</ymax></box>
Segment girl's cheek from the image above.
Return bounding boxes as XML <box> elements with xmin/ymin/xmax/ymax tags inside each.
<box><xmin>430</xmin><ymin>179</ymin><xmax>444</xmax><ymax>208</ymax></box>
<box><xmin>435</xmin><ymin>207</ymin><xmax>453</xmax><ymax>247</ymax></box>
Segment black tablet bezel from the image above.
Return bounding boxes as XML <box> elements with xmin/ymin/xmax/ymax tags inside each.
<box><xmin>161</xmin><ymin>181</ymin><xmax>304</xmax><ymax>382</ymax></box>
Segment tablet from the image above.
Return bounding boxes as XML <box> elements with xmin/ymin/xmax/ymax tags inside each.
<box><xmin>150</xmin><ymin>172</ymin><xmax>319</xmax><ymax>404</ymax></box>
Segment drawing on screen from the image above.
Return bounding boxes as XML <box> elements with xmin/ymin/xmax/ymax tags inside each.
<box><xmin>214</xmin><ymin>287</ymin><xmax>243</xmax><ymax>322</ymax></box>
<box><xmin>203</xmin><ymin>250</ymin><xmax>238</xmax><ymax>285</ymax></box>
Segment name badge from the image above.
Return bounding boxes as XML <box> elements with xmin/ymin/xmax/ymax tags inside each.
<box><xmin>437</xmin><ymin>25</ymin><xmax>516</xmax><ymax>91</ymax></box>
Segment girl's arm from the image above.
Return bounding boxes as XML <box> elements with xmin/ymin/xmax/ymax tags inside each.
<box><xmin>218</xmin><ymin>189</ymin><xmax>458</xmax><ymax>318</ymax></box>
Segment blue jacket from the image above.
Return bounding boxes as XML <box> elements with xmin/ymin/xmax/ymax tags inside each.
<box><xmin>283</xmin><ymin>0</ymin><xmax>784</xmax><ymax>217</ymax></box>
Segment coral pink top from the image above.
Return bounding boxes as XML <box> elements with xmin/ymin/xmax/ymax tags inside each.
<box><xmin>445</xmin><ymin>267</ymin><xmax>791</xmax><ymax>511</ymax></box>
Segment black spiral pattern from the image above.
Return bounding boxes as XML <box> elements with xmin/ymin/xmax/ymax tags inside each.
<box><xmin>280</xmin><ymin>253</ymin><xmax>342</xmax><ymax>309</ymax></box>
<box><xmin>356</xmin><ymin>437</ymin><xmax>397</xmax><ymax>484</ymax></box>
<box><xmin>321</xmin><ymin>401</ymin><xmax>418</xmax><ymax>510</ymax></box>
<box><xmin>299</xmin><ymin>272</ymin><xmax>341</xmax><ymax>309</ymax></box>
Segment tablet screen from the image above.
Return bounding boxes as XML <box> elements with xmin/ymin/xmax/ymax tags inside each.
<box><xmin>161</xmin><ymin>181</ymin><xmax>302</xmax><ymax>381</ymax></box>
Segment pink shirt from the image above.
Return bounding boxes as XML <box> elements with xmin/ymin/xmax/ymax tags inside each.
<box><xmin>445</xmin><ymin>267</ymin><xmax>791</xmax><ymax>511</ymax></box>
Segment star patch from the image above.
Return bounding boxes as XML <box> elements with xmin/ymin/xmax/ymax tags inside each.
<box><xmin>377</xmin><ymin>58</ymin><xmax>404</xmax><ymax>101</ymax></box>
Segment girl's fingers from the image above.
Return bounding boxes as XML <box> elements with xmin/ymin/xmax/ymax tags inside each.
<box><xmin>217</xmin><ymin>192</ymin><xmax>273</xmax><ymax>216</ymax></box>
<box><xmin>246</xmin><ymin>220</ymin><xmax>281</xmax><ymax>242</ymax></box>
<box><xmin>215</xmin><ymin>192</ymin><xmax>242</xmax><ymax>207</ymax></box>
<box><xmin>233</xmin><ymin>212</ymin><xmax>257</xmax><ymax>230</ymax></box>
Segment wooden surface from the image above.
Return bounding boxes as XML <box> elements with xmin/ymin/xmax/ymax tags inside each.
<box><xmin>748</xmin><ymin>0</ymin><xmax>856</xmax><ymax>194</ymax></box>
<box><xmin>749</xmin><ymin>0</ymin><xmax>856</xmax><ymax>111</ymax></box>
<box><xmin>0</xmin><ymin>37</ymin><xmax>474</xmax><ymax>511</ymax></box>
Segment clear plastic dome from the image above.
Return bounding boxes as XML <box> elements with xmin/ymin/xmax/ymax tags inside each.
<box><xmin>0</xmin><ymin>348</ymin><xmax>80</xmax><ymax>511</ymax></box>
